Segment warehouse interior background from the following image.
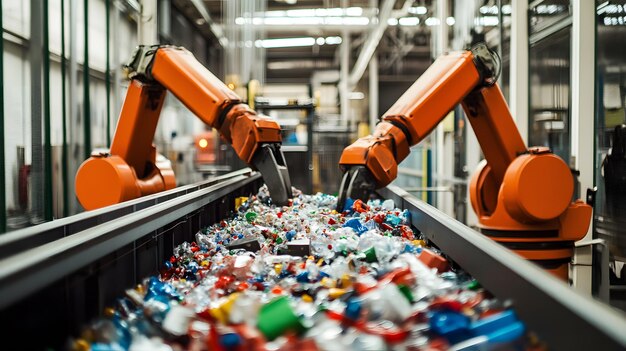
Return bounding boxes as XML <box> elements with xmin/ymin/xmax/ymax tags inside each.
<box><xmin>1</xmin><ymin>0</ymin><xmax>626</xmax><ymax>312</ymax></box>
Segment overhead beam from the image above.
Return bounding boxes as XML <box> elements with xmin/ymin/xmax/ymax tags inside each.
<box><xmin>229</xmin><ymin>23</ymin><xmax>427</xmax><ymax>34</ymax></box>
<box><xmin>189</xmin><ymin>0</ymin><xmax>227</xmax><ymax>47</ymax></box>
<box><xmin>346</xmin><ymin>0</ymin><xmax>396</xmax><ymax>89</ymax></box>
<box><xmin>340</xmin><ymin>29</ymin><xmax>351</xmax><ymax>125</ymax></box>
<box><xmin>510</xmin><ymin>0</ymin><xmax>528</xmax><ymax>144</ymax></box>
<box><xmin>369</xmin><ymin>53</ymin><xmax>379</xmax><ymax>131</ymax></box>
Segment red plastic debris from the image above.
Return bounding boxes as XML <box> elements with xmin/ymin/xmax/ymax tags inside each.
<box><xmin>352</xmin><ymin>199</ymin><xmax>370</xmax><ymax>213</ymax></box>
<box><xmin>418</xmin><ymin>249</ymin><xmax>448</xmax><ymax>273</ymax></box>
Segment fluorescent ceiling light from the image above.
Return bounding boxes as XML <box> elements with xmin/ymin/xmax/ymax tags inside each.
<box><xmin>236</xmin><ymin>16</ymin><xmax>369</xmax><ymax>26</ymax></box>
<box><xmin>324</xmin><ymin>36</ymin><xmax>343</xmax><ymax>45</ymax></box>
<box><xmin>318</xmin><ymin>8</ymin><xmax>344</xmax><ymax>16</ymax></box>
<box><xmin>346</xmin><ymin>7</ymin><xmax>363</xmax><ymax>16</ymax></box>
<box><xmin>398</xmin><ymin>17</ymin><xmax>419</xmax><ymax>26</ymax></box>
<box><xmin>408</xmin><ymin>6</ymin><xmax>427</xmax><ymax>15</ymax></box>
<box><xmin>263</xmin><ymin>7</ymin><xmax>365</xmax><ymax>18</ymax></box>
<box><xmin>480</xmin><ymin>5</ymin><xmax>498</xmax><ymax>15</ymax></box>
<box><xmin>474</xmin><ymin>16</ymin><xmax>499</xmax><ymax>26</ymax></box>
<box><xmin>534</xmin><ymin>4</ymin><xmax>566</xmax><ymax>14</ymax></box>
<box><xmin>446</xmin><ymin>17</ymin><xmax>455</xmax><ymax>25</ymax></box>
<box><xmin>268</xmin><ymin>60</ymin><xmax>334</xmax><ymax>70</ymax></box>
<box><xmin>597</xmin><ymin>1</ymin><xmax>609</xmax><ymax>11</ymax></box>
<box><xmin>256</xmin><ymin>36</ymin><xmax>342</xmax><ymax>49</ymax></box>
<box><xmin>348</xmin><ymin>92</ymin><xmax>365</xmax><ymax>100</ymax></box>
<box><xmin>480</xmin><ymin>5</ymin><xmax>512</xmax><ymax>15</ymax></box>
<box><xmin>263</xmin><ymin>17</ymin><xmax>319</xmax><ymax>25</ymax></box>
<box><xmin>264</xmin><ymin>10</ymin><xmax>286</xmax><ymax>17</ymax></box>
<box><xmin>604</xmin><ymin>15</ymin><xmax>626</xmax><ymax>25</ymax></box>
<box><xmin>598</xmin><ymin>4</ymin><xmax>625</xmax><ymax>14</ymax></box>
<box><xmin>286</xmin><ymin>9</ymin><xmax>316</xmax><ymax>17</ymax></box>
<box><xmin>387</xmin><ymin>18</ymin><xmax>398</xmax><ymax>25</ymax></box>
<box><xmin>257</xmin><ymin>37</ymin><xmax>316</xmax><ymax>48</ymax></box>
<box><xmin>425</xmin><ymin>17</ymin><xmax>440</xmax><ymax>26</ymax></box>
<box><xmin>342</xmin><ymin>17</ymin><xmax>369</xmax><ymax>25</ymax></box>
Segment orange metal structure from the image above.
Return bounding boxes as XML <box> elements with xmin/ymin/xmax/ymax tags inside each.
<box><xmin>338</xmin><ymin>44</ymin><xmax>592</xmax><ymax>279</ymax></box>
<box><xmin>76</xmin><ymin>46</ymin><xmax>292</xmax><ymax>210</ymax></box>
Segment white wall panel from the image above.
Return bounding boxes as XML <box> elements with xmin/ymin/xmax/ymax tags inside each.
<box><xmin>3</xmin><ymin>42</ymin><xmax>31</xmax><ymax>211</ymax></box>
<box><xmin>2</xmin><ymin>1</ymin><xmax>30</xmax><ymax>38</ymax></box>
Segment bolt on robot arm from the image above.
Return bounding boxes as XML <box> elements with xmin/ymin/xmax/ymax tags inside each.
<box><xmin>76</xmin><ymin>45</ymin><xmax>292</xmax><ymax>210</ymax></box>
<box><xmin>338</xmin><ymin>43</ymin><xmax>591</xmax><ymax>277</ymax></box>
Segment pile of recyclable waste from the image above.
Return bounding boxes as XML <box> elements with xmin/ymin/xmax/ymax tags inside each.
<box><xmin>76</xmin><ymin>186</ymin><xmax>536</xmax><ymax>351</ymax></box>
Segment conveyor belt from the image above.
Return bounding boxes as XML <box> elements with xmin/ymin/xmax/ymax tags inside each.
<box><xmin>0</xmin><ymin>171</ymin><xmax>624</xmax><ymax>350</ymax></box>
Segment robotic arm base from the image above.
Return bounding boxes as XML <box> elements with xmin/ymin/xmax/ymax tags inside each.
<box><xmin>76</xmin><ymin>154</ymin><xmax>175</xmax><ymax>211</ymax></box>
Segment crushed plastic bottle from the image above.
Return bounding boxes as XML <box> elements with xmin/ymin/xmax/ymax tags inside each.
<box><xmin>73</xmin><ymin>185</ymin><xmax>535</xmax><ymax>351</ymax></box>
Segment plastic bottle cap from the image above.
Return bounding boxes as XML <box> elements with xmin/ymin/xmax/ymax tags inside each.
<box><xmin>363</xmin><ymin>247</ymin><xmax>378</xmax><ymax>263</ymax></box>
<box><xmin>257</xmin><ymin>296</ymin><xmax>307</xmax><ymax>341</ymax></box>
<box><xmin>220</xmin><ymin>333</ymin><xmax>243</xmax><ymax>347</ymax></box>
<box><xmin>245</xmin><ymin>211</ymin><xmax>258</xmax><ymax>222</ymax></box>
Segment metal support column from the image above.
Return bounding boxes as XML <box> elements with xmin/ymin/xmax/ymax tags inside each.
<box><xmin>68</xmin><ymin>0</ymin><xmax>78</xmax><ymax>214</ymax></box>
<box><xmin>339</xmin><ymin>30</ymin><xmax>350</xmax><ymax>128</ymax></box>
<box><xmin>367</xmin><ymin>0</ymin><xmax>379</xmax><ymax>133</ymax></box>
<box><xmin>434</xmin><ymin>0</ymin><xmax>449</xmax><ymax>210</ymax></box>
<box><xmin>61</xmin><ymin>0</ymin><xmax>69</xmax><ymax>217</ymax></box>
<box><xmin>0</xmin><ymin>0</ymin><xmax>5</xmax><ymax>232</ymax></box>
<box><xmin>105</xmin><ymin>0</ymin><xmax>111</xmax><ymax>145</ymax></box>
<box><xmin>111</xmin><ymin>0</ymin><xmax>121</xmax><ymax>117</ymax></box>
<box><xmin>30</xmin><ymin>0</ymin><xmax>45</xmax><ymax>222</ymax></box>
<box><xmin>83</xmin><ymin>0</ymin><xmax>91</xmax><ymax>160</ymax></box>
<box><xmin>43</xmin><ymin>0</ymin><xmax>53</xmax><ymax>221</ymax></box>
<box><xmin>306</xmin><ymin>107</ymin><xmax>314</xmax><ymax>194</ymax></box>
<box><xmin>510</xmin><ymin>0</ymin><xmax>529</xmax><ymax>143</ymax></box>
<box><xmin>369</xmin><ymin>54</ymin><xmax>378</xmax><ymax>132</ymax></box>
<box><xmin>465</xmin><ymin>133</ymin><xmax>480</xmax><ymax>226</ymax></box>
<box><xmin>139</xmin><ymin>0</ymin><xmax>158</xmax><ymax>44</ymax></box>
<box><xmin>435</xmin><ymin>0</ymin><xmax>448</xmax><ymax>57</ymax></box>
<box><xmin>570</xmin><ymin>0</ymin><xmax>596</xmax><ymax>294</ymax></box>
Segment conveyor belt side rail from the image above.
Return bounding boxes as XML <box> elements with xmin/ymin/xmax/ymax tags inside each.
<box><xmin>0</xmin><ymin>168</ymin><xmax>254</xmax><ymax>260</ymax></box>
<box><xmin>0</xmin><ymin>172</ymin><xmax>261</xmax><ymax>309</ymax></box>
<box><xmin>379</xmin><ymin>185</ymin><xmax>626</xmax><ymax>351</ymax></box>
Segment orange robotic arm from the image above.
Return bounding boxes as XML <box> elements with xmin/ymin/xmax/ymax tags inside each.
<box><xmin>338</xmin><ymin>44</ymin><xmax>507</xmax><ymax>204</ymax></box>
<box><xmin>76</xmin><ymin>46</ymin><xmax>292</xmax><ymax>210</ymax></box>
<box><xmin>338</xmin><ymin>43</ymin><xmax>591</xmax><ymax>278</ymax></box>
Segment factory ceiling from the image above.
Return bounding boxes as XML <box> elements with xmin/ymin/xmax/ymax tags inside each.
<box><xmin>171</xmin><ymin>0</ymin><xmax>436</xmax><ymax>83</ymax></box>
